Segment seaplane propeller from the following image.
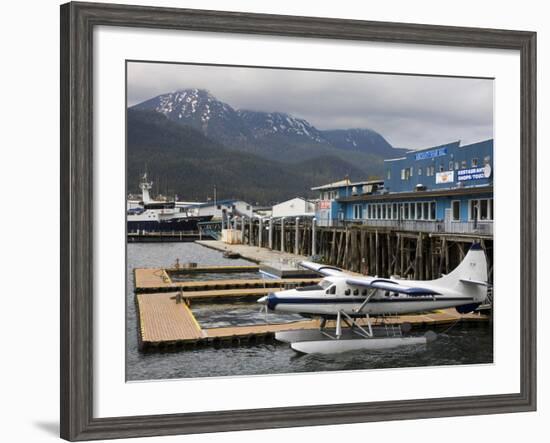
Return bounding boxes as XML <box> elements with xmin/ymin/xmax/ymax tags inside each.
<box><xmin>257</xmin><ymin>243</ymin><xmax>488</xmax><ymax>355</ymax></box>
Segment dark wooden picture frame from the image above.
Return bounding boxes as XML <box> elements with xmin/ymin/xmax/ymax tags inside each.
<box><xmin>60</xmin><ymin>1</ymin><xmax>537</xmax><ymax>440</ymax></box>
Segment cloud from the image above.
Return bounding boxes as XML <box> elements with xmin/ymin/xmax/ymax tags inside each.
<box><xmin>127</xmin><ymin>61</ymin><xmax>493</xmax><ymax>149</ymax></box>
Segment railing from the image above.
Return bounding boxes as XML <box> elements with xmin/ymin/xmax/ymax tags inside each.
<box><xmin>197</xmin><ymin>220</ymin><xmax>222</xmax><ymax>240</ymax></box>
<box><xmin>330</xmin><ymin>218</ymin><xmax>493</xmax><ymax>236</ymax></box>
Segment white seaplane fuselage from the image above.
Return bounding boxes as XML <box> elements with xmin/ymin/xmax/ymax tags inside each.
<box><xmin>261</xmin><ymin>280</ymin><xmax>477</xmax><ymax>316</ymax></box>
<box><xmin>258</xmin><ymin>244</ymin><xmax>488</xmax><ymax>318</ymax></box>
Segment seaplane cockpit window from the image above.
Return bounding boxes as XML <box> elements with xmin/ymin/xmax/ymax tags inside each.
<box><xmin>345</xmin><ymin>289</ymin><xmax>351</xmax><ymax>296</ymax></box>
<box><xmin>319</xmin><ymin>280</ymin><xmax>332</xmax><ymax>290</ymax></box>
<box><xmin>325</xmin><ymin>285</ymin><xmax>336</xmax><ymax>295</ymax></box>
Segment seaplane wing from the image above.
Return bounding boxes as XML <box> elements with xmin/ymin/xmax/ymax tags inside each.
<box><xmin>298</xmin><ymin>261</ymin><xmax>347</xmax><ymax>277</ymax></box>
<box><xmin>345</xmin><ymin>277</ymin><xmax>440</xmax><ymax>295</ymax></box>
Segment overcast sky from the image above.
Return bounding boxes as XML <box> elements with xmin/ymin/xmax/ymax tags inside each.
<box><xmin>127</xmin><ymin>62</ymin><xmax>493</xmax><ymax>149</ymax></box>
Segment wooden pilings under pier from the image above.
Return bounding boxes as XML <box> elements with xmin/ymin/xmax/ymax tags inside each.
<box><xmin>213</xmin><ymin>220</ymin><xmax>493</xmax><ymax>284</ymax></box>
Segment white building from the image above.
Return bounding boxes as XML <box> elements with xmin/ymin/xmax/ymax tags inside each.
<box><xmin>188</xmin><ymin>199</ymin><xmax>253</xmax><ymax>219</ymax></box>
<box><xmin>271</xmin><ymin>197</ymin><xmax>316</xmax><ymax>218</ymax></box>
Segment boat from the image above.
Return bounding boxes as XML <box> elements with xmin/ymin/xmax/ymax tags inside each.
<box><xmin>127</xmin><ymin>173</ymin><xmax>213</xmax><ymax>232</ymax></box>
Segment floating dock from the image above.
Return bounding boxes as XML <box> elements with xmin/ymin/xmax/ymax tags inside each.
<box><xmin>136</xmin><ymin>292</ymin><xmax>489</xmax><ymax>350</ymax></box>
<box><xmin>134</xmin><ymin>267</ymin><xmax>320</xmax><ymax>295</ymax></box>
<box><xmin>128</xmin><ymin>232</ymin><xmax>213</xmax><ymax>242</ymax></box>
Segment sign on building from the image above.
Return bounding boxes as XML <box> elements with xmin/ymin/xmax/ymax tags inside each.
<box><xmin>436</xmin><ymin>170</ymin><xmax>454</xmax><ymax>184</ymax></box>
<box><xmin>318</xmin><ymin>200</ymin><xmax>331</xmax><ymax>210</ymax></box>
<box><xmin>415</xmin><ymin>147</ymin><xmax>448</xmax><ymax>161</ymax></box>
<box><xmin>457</xmin><ymin>164</ymin><xmax>492</xmax><ymax>182</ymax></box>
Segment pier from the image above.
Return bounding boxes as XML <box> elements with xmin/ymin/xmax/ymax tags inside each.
<box><xmin>203</xmin><ymin>219</ymin><xmax>493</xmax><ymax>284</ymax></box>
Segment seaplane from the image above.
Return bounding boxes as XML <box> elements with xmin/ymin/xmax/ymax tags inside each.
<box><xmin>257</xmin><ymin>243</ymin><xmax>488</xmax><ymax>354</ymax></box>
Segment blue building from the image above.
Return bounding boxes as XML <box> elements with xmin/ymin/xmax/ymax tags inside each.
<box><xmin>313</xmin><ymin>139</ymin><xmax>493</xmax><ymax>235</ymax></box>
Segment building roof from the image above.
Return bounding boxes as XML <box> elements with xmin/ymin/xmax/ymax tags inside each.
<box><xmin>311</xmin><ymin>178</ymin><xmax>383</xmax><ymax>191</ymax></box>
<box><xmin>187</xmin><ymin>199</ymin><xmax>247</xmax><ymax>208</ymax></box>
<box><xmin>273</xmin><ymin>197</ymin><xmax>316</xmax><ymax>206</ymax></box>
<box><xmin>338</xmin><ymin>185</ymin><xmax>493</xmax><ymax>202</ymax></box>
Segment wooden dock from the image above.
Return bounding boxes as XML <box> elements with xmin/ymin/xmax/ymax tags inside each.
<box><xmin>196</xmin><ymin>240</ymin><xmax>309</xmax><ymax>265</ymax></box>
<box><xmin>134</xmin><ymin>267</ymin><xmax>320</xmax><ymax>294</ymax></box>
<box><xmin>168</xmin><ymin>264</ymin><xmax>260</xmax><ymax>274</ymax></box>
<box><xmin>128</xmin><ymin>232</ymin><xmax>213</xmax><ymax>243</ymax></box>
<box><xmin>136</xmin><ymin>292</ymin><xmax>489</xmax><ymax>350</ymax></box>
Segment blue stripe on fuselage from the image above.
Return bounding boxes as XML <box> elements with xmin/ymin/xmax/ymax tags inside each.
<box><xmin>266</xmin><ymin>294</ymin><xmax>473</xmax><ymax>310</ymax></box>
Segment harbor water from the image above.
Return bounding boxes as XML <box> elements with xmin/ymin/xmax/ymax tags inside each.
<box><xmin>126</xmin><ymin>242</ymin><xmax>493</xmax><ymax>381</ymax></box>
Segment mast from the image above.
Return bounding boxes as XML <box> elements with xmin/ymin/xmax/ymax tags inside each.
<box><xmin>140</xmin><ymin>172</ymin><xmax>153</xmax><ymax>203</ymax></box>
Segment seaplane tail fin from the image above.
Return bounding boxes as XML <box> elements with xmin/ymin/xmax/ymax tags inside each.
<box><xmin>435</xmin><ymin>242</ymin><xmax>488</xmax><ymax>303</ymax></box>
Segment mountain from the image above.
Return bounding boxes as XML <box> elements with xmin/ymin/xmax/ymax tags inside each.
<box><xmin>322</xmin><ymin>128</ymin><xmax>407</xmax><ymax>159</ymax></box>
<box><xmin>132</xmin><ymin>88</ymin><xmax>252</xmax><ymax>145</ymax></box>
<box><xmin>237</xmin><ymin>110</ymin><xmax>326</xmax><ymax>144</ymax></box>
<box><xmin>127</xmin><ymin>109</ymin><xmax>367</xmax><ymax>205</ymax></box>
<box><xmin>130</xmin><ymin>89</ymin><xmax>406</xmax><ymax>172</ymax></box>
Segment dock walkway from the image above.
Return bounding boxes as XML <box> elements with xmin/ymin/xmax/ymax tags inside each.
<box><xmin>196</xmin><ymin>240</ymin><xmax>309</xmax><ymax>264</ymax></box>
<box><xmin>135</xmin><ymin>268</ymin><xmax>320</xmax><ymax>294</ymax></box>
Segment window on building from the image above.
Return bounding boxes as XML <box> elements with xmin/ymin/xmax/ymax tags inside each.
<box><xmin>392</xmin><ymin>203</ymin><xmax>398</xmax><ymax>220</ymax></box>
<box><xmin>489</xmin><ymin>198</ymin><xmax>494</xmax><ymax>220</ymax></box>
<box><xmin>484</xmin><ymin>155</ymin><xmax>491</xmax><ymax>166</ymax></box>
<box><xmin>439</xmin><ymin>163</ymin><xmax>445</xmax><ymax>172</ymax></box>
<box><xmin>455</xmin><ymin>161</ymin><xmax>459</xmax><ymax>170</ymax></box>
<box><xmin>377</xmin><ymin>204</ymin><xmax>382</xmax><ymax>219</ymax></box>
<box><xmin>469</xmin><ymin>200</ymin><xmax>478</xmax><ymax>221</ymax></box>
<box><xmin>423</xmin><ymin>202</ymin><xmax>429</xmax><ymax>220</ymax></box>
<box><xmin>401</xmin><ymin>169</ymin><xmax>406</xmax><ymax>180</ymax></box>
<box><xmin>480</xmin><ymin>199</ymin><xmax>488</xmax><ymax>220</ymax></box>
<box><xmin>461</xmin><ymin>160</ymin><xmax>467</xmax><ymax>169</ymax></box>
<box><xmin>404</xmin><ymin>203</ymin><xmax>409</xmax><ymax>220</ymax></box>
<box><xmin>418</xmin><ymin>168</ymin><xmax>422</xmax><ymax>176</ymax></box>
<box><xmin>410</xmin><ymin>202</ymin><xmax>416</xmax><ymax>219</ymax></box>
<box><xmin>449</xmin><ymin>161</ymin><xmax>454</xmax><ymax>171</ymax></box>
<box><xmin>353</xmin><ymin>204</ymin><xmax>363</xmax><ymax>220</ymax></box>
<box><xmin>387</xmin><ymin>169</ymin><xmax>391</xmax><ymax>180</ymax></box>
<box><xmin>472</xmin><ymin>158</ymin><xmax>479</xmax><ymax>167</ymax></box>
<box><xmin>382</xmin><ymin>204</ymin><xmax>386</xmax><ymax>219</ymax></box>
<box><xmin>410</xmin><ymin>167</ymin><xmax>414</xmax><ymax>178</ymax></box>
<box><xmin>430</xmin><ymin>202</ymin><xmax>436</xmax><ymax>220</ymax></box>
<box><xmin>452</xmin><ymin>200</ymin><xmax>461</xmax><ymax>221</ymax></box>
<box><xmin>416</xmin><ymin>202</ymin><xmax>423</xmax><ymax>220</ymax></box>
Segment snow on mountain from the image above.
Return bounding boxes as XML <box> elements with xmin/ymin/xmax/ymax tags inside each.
<box><xmin>237</xmin><ymin>110</ymin><xmax>326</xmax><ymax>144</ymax></box>
<box><xmin>132</xmin><ymin>88</ymin><xmax>249</xmax><ymax>139</ymax></box>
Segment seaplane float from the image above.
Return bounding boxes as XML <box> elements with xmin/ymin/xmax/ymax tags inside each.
<box><xmin>257</xmin><ymin>243</ymin><xmax>488</xmax><ymax>354</ymax></box>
